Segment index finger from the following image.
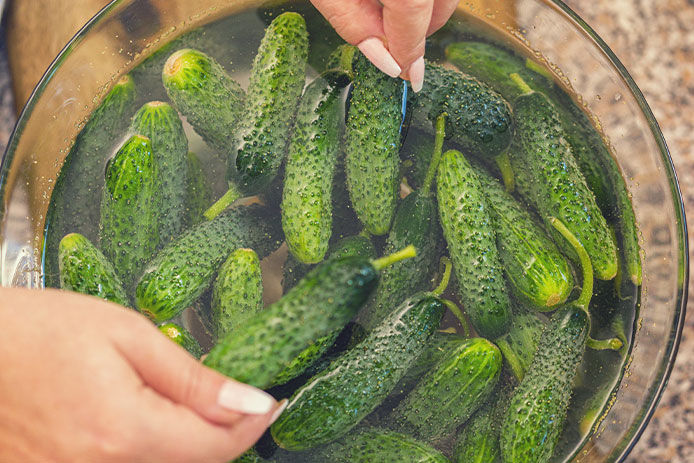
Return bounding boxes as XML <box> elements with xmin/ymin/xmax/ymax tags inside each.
<box><xmin>381</xmin><ymin>0</ymin><xmax>434</xmax><ymax>77</ymax></box>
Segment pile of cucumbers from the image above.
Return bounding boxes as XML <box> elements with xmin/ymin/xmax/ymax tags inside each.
<box><xmin>48</xmin><ymin>9</ymin><xmax>640</xmax><ymax>463</ymax></box>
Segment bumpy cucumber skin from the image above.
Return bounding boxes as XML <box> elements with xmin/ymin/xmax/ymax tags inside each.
<box><xmin>58</xmin><ymin>233</ymin><xmax>130</xmax><ymax>307</ymax></box>
<box><xmin>204</xmin><ymin>255</ymin><xmax>379</xmax><ymax>389</ymax></box>
<box><xmin>158</xmin><ymin>323</ymin><xmax>203</xmax><ymax>359</ymax></box>
<box><xmin>496</xmin><ymin>311</ymin><xmax>546</xmax><ymax>382</ymax></box>
<box><xmin>397</xmin><ymin>331</ymin><xmax>467</xmax><ymax>393</ymax></box>
<box><xmin>99</xmin><ymin>135</ymin><xmax>160</xmax><ymax>289</ymax></box>
<box><xmin>454</xmin><ymin>406</ymin><xmax>501</xmax><ymax>463</ymax></box>
<box><xmin>130</xmin><ymin>101</ymin><xmax>188</xmax><ymax>244</ymax></box>
<box><xmin>392</xmin><ymin>338</ymin><xmax>502</xmax><ymax>442</ymax></box>
<box><xmin>232</xmin><ymin>449</ymin><xmax>265</xmax><ymax>462</ymax></box>
<box><xmin>211</xmin><ymin>248</ymin><xmax>263</xmax><ymax>338</ymax></box>
<box><xmin>344</xmin><ymin>52</ymin><xmax>403</xmax><ymax>235</ymax></box>
<box><xmin>231</xmin><ymin>12</ymin><xmax>308</xmax><ymax>193</ymax></box>
<box><xmin>162</xmin><ymin>48</ymin><xmax>245</xmax><ymax>157</ymax></box>
<box><xmin>509</xmin><ymin>92</ymin><xmax>618</xmax><ymax>280</ymax></box>
<box><xmin>281</xmin><ymin>73</ymin><xmax>347</xmax><ymax>263</ymax></box>
<box><xmin>437</xmin><ymin>150</ymin><xmax>511</xmax><ymax>338</ymax></box>
<box><xmin>329</xmin><ymin>429</ymin><xmax>450</xmax><ymax>463</ymax></box>
<box><xmin>184</xmin><ymin>151</ymin><xmax>212</xmax><ymax>227</ymax></box>
<box><xmin>414</xmin><ymin>62</ymin><xmax>512</xmax><ymax>158</ymax></box>
<box><xmin>135</xmin><ymin>205</ymin><xmax>282</xmax><ymax>323</ymax></box>
<box><xmin>474</xmin><ymin>167</ymin><xmax>573</xmax><ymax>309</ymax></box>
<box><xmin>45</xmin><ymin>75</ymin><xmax>136</xmax><ymax>288</ymax></box>
<box><xmin>359</xmin><ymin>192</ymin><xmax>439</xmax><ymax>330</ymax></box>
<box><xmin>500</xmin><ymin>305</ymin><xmax>589</xmax><ymax>463</ymax></box>
<box><xmin>271</xmin><ymin>293</ymin><xmax>445</xmax><ymax>450</ymax></box>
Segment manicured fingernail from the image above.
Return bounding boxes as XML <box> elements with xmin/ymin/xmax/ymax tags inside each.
<box><xmin>217</xmin><ymin>381</ymin><xmax>275</xmax><ymax>415</ymax></box>
<box><xmin>269</xmin><ymin>399</ymin><xmax>288</xmax><ymax>425</ymax></box>
<box><xmin>409</xmin><ymin>56</ymin><xmax>425</xmax><ymax>93</ymax></box>
<box><xmin>357</xmin><ymin>37</ymin><xmax>402</xmax><ymax>78</ymax></box>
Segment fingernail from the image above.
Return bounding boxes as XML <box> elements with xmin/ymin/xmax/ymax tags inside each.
<box><xmin>357</xmin><ymin>37</ymin><xmax>402</xmax><ymax>78</ymax></box>
<box><xmin>269</xmin><ymin>399</ymin><xmax>288</xmax><ymax>425</ymax></box>
<box><xmin>409</xmin><ymin>56</ymin><xmax>425</xmax><ymax>93</ymax></box>
<box><xmin>217</xmin><ymin>381</ymin><xmax>275</xmax><ymax>415</ymax></box>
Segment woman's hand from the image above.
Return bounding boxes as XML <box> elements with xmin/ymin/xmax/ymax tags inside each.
<box><xmin>310</xmin><ymin>0</ymin><xmax>459</xmax><ymax>91</ymax></box>
<box><xmin>0</xmin><ymin>288</ymin><xmax>285</xmax><ymax>463</ymax></box>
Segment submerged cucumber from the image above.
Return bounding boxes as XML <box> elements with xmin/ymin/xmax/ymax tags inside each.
<box><xmin>495</xmin><ymin>310</ymin><xmax>547</xmax><ymax>382</ymax></box>
<box><xmin>327</xmin><ymin>429</ymin><xmax>449</xmax><ymax>463</ymax></box>
<box><xmin>454</xmin><ymin>406</ymin><xmax>501</xmax><ymax>463</ymax></box>
<box><xmin>184</xmin><ymin>151</ymin><xmax>212</xmax><ymax>227</ymax></box>
<box><xmin>159</xmin><ymin>323</ymin><xmax>203</xmax><ymax>359</ymax></box>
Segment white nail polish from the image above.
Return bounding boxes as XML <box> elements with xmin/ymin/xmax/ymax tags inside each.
<box><xmin>357</xmin><ymin>37</ymin><xmax>402</xmax><ymax>78</ymax></box>
<box><xmin>217</xmin><ymin>381</ymin><xmax>275</xmax><ymax>415</ymax></box>
<box><xmin>269</xmin><ymin>399</ymin><xmax>289</xmax><ymax>425</ymax></box>
<box><xmin>409</xmin><ymin>56</ymin><xmax>425</xmax><ymax>93</ymax></box>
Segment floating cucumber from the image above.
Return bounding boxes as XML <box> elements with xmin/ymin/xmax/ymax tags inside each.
<box><xmin>158</xmin><ymin>323</ymin><xmax>203</xmax><ymax>359</ymax></box>
<box><xmin>495</xmin><ymin>310</ymin><xmax>547</xmax><ymax>382</ymax></box>
<box><xmin>326</xmin><ymin>429</ymin><xmax>450</xmax><ymax>463</ymax></box>
<box><xmin>184</xmin><ymin>151</ymin><xmax>212</xmax><ymax>227</ymax></box>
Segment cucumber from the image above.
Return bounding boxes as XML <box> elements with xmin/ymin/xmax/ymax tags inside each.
<box><xmin>231</xmin><ymin>12</ymin><xmax>308</xmax><ymax>193</ymax></box>
<box><xmin>344</xmin><ymin>51</ymin><xmax>404</xmax><ymax>235</ymax></box>
<box><xmin>129</xmin><ymin>101</ymin><xmax>188</xmax><ymax>244</ymax></box>
<box><xmin>437</xmin><ymin>149</ymin><xmax>511</xmax><ymax>338</ymax></box>
<box><xmin>233</xmin><ymin>449</ymin><xmax>266</xmax><ymax>462</ymax></box>
<box><xmin>184</xmin><ymin>151</ymin><xmax>212</xmax><ymax>227</ymax></box>
<box><xmin>327</xmin><ymin>429</ymin><xmax>450</xmax><ymax>463</ymax></box>
<box><xmin>271</xmin><ymin>292</ymin><xmax>445</xmax><ymax>450</ymax></box>
<box><xmin>135</xmin><ymin>204</ymin><xmax>282</xmax><ymax>323</ymax></box>
<box><xmin>495</xmin><ymin>311</ymin><xmax>547</xmax><ymax>382</ymax></box>
<box><xmin>58</xmin><ymin>233</ymin><xmax>130</xmax><ymax>307</ymax></box>
<box><xmin>158</xmin><ymin>323</ymin><xmax>203</xmax><ymax>359</ymax></box>
<box><xmin>162</xmin><ymin>48</ymin><xmax>245</xmax><ymax>157</ymax></box>
<box><xmin>453</xmin><ymin>406</ymin><xmax>501</xmax><ymax>463</ymax></box>
<box><xmin>211</xmin><ymin>248</ymin><xmax>263</xmax><ymax>338</ymax></box>
<box><xmin>473</xmin><ymin>166</ymin><xmax>573</xmax><ymax>309</ymax></box>
<box><xmin>281</xmin><ymin>72</ymin><xmax>349</xmax><ymax>263</ymax></box>
<box><xmin>99</xmin><ymin>134</ymin><xmax>160</xmax><ymax>288</ymax></box>
<box><xmin>391</xmin><ymin>338</ymin><xmax>502</xmax><ymax>442</ymax></box>
<box><xmin>44</xmin><ymin>74</ymin><xmax>137</xmax><ymax>287</ymax></box>
<box><xmin>397</xmin><ymin>331</ymin><xmax>468</xmax><ymax>393</ymax></box>
<box><xmin>401</xmin><ymin>127</ymin><xmax>435</xmax><ymax>190</ymax></box>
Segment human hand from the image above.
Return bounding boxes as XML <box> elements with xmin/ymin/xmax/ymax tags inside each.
<box><xmin>310</xmin><ymin>0</ymin><xmax>459</xmax><ymax>91</ymax></box>
<box><xmin>0</xmin><ymin>288</ymin><xmax>285</xmax><ymax>463</ymax></box>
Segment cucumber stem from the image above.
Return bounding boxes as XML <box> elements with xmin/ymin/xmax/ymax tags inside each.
<box><xmin>204</xmin><ymin>183</ymin><xmax>243</xmax><ymax>220</ymax></box>
<box><xmin>550</xmin><ymin>217</ymin><xmax>594</xmax><ymax>310</ymax></box>
<box><xmin>587</xmin><ymin>336</ymin><xmax>623</xmax><ymax>352</ymax></box>
<box><xmin>496</xmin><ymin>337</ymin><xmax>525</xmax><ymax>382</ymax></box>
<box><xmin>524</xmin><ymin>58</ymin><xmax>554</xmax><ymax>80</ymax></box>
<box><xmin>339</xmin><ymin>45</ymin><xmax>357</xmax><ymax>79</ymax></box>
<box><xmin>495</xmin><ymin>151</ymin><xmax>515</xmax><ymax>192</ymax></box>
<box><xmin>441</xmin><ymin>299</ymin><xmax>470</xmax><ymax>337</ymax></box>
<box><xmin>611</xmin><ymin>316</ymin><xmax>628</xmax><ymax>355</ymax></box>
<box><xmin>371</xmin><ymin>245</ymin><xmax>417</xmax><ymax>271</ymax></box>
<box><xmin>509</xmin><ymin>72</ymin><xmax>533</xmax><ymax>95</ymax></box>
<box><xmin>432</xmin><ymin>256</ymin><xmax>453</xmax><ymax>296</ymax></box>
<box><xmin>422</xmin><ymin>113</ymin><xmax>447</xmax><ymax>194</ymax></box>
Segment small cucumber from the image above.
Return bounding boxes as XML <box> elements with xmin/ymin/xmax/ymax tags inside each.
<box><xmin>211</xmin><ymin>248</ymin><xmax>263</xmax><ymax>339</ymax></box>
<box><xmin>158</xmin><ymin>323</ymin><xmax>203</xmax><ymax>359</ymax></box>
<box><xmin>99</xmin><ymin>134</ymin><xmax>160</xmax><ymax>288</ymax></box>
<box><xmin>271</xmin><ymin>292</ymin><xmax>444</xmax><ymax>450</ymax></box>
<box><xmin>328</xmin><ymin>429</ymin><xmax>450</xmax><ymax>463</ymax></box>
<box><xmin>184</xmin><ymin>151</ymin><xmax>212</xmax><ymax>227</ymax></box>
<box><xmin>495</xmin><ymin>311</ymin><xmax>547</xmax><ymax>382</ymax></box>
<box><xmin>437</xmin><ymin>149</ymin><xmax>511</xmax><ymax>338</ymax></box>
<box><xmin>231</xmin><ymin>12</ymin><xmax>308</xmax><ymax>193</ymax></box>
<box><xmin>344</xmin><ymin>51</ymin><xmax>404</xmax><ymax>235</ymax></box>
<box><xmin>135</xmin><ymin>204</ymin><xmax>282</xmax><ymax>323</ymax></box>
<box><xmin>162</xmin><ymin>48</ymin><xmax>245</xmax><ymax>157</ymax></box>
<box><xmin>281</xmin><ymin>72</ymin><xmax>349</xmax><ymax>263</ymax></box>
<box><xmin>453</xmin><ymin>406</ymin><xmax>501</xmax><ymax>463</ymax></box>
<box><xmin>58</xmin><ymin>233</ymin><xmax>130</xmax><ymax>307</ymax></box>
<box><xmin>391</xmin><ymin>338</ymin><xmax>502</xmax><ymax>442</ymax></box>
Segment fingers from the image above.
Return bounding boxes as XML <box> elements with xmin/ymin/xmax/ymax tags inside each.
<box><xmin>428</xmin><ymin>0</ymin><xmax>460</xmax><ymax>35</ymax></box>
<box><xmin>310</xmin><ymin>0</ymin><xmax>384</xmax><ymax>44</ymax></box>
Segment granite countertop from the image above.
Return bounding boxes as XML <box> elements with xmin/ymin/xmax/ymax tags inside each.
<box><xmin>0</xmin><ymin>0</ymin><xmax>692</xmax><ymax>461</ymax></box>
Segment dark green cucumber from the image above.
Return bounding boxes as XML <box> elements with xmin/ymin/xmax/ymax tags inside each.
<box><xmin>392</xmin><ymin>337</ymin><xmax>502</xmax><ymax>442</ymax></box>
<box><xmin>397</xmin><ymin>331</ymin><xmax>468</xmax><ymax>392</ymax></box>
<box><xmin>327</xmin><ymin>429</ymin><xmax>449</xmax><ymax>463</ymax></box>
<box><xmin>129</xmin><ymin>101</ymin><xmax>188</xmax><ymax>244</ymax></box>
<box><xmin>401</xmin><ymin>127</ymin><xmax>435</xmax><ymax>190</ymax></box>
<box><xmin>231</xmin><ymin>12</ymin><xmax>308</xmax><ymax>193</ymax></box>
<box><xmin>495</xmin><ymin>311</ymin><xmax>547</xmax><ymax>382</ymax></box>
<box><xmin>135</xmin><ymin>204</ymin><xmax>282</xmax><ymax>323</ymax></box>
<box><xmin>58</xmin><ymin>233</ymin><xmax>130</xmax><ymax>307</ymax></box>
<box><xmin>162</xmin><ymin>48</ymin><xmax>245</xmax><ymax>157</ymax></box>
<box><xmin>281</xmin><ymin>72</ymin><xmax>348</xmax><ymax>263</ymax></box>
<box><xmin>158</xmin><ymin>323</ymin><xmax>203</xmax><ymax>359</ymax></box>
<box><xmin>185</xmin><ymin>151</ymin><xmax>212</xmax><ymax>227</ymax></box>
<box><xmin>473</xmin><ymin>166</ymin><xmax>573</xmax><ymax>309</ymax></box>
<box><xmin>437</xmin><ymin>149</ymin><xmax>511</xmax><ymax>338</ymax></box>
<box><xmin>99</xmin><ymin>135</ymin><xmax>160</xmax><ymax>288</ymax></box>
<box><xmin>414</xmin><ymin>62</ymin><xmax>513</xmax><ymax>158</ymax></box>
<box><xmin>454</xmin><ymin>406</ymin><xmax>501</xmax><ymax>463</ymax></box>
<box><xmin>271</xmin><ymin>293</ymin><xmax>445</xmax><ymax>450</ymax></box>
<box><xmin>344</xmin><ymin>51</ymin><xmax>404</xmax><ymax>235</ymax></box>
<box><xmin>44</xmin><ymin>74</ymin><xmax>137</xmax><ymax>287</ymax></box>
<box><xmin>211</xmin><ymin>248</ymin><xmax>263</xmax><ymax>338</ymax></box>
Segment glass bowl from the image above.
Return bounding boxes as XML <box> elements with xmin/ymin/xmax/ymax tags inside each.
<box><xmin>0</xmin><ymin>0</ymin><xmax>687</xmax><ymax>461</ymax></box>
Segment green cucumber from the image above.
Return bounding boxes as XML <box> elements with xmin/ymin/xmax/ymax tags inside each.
<box><xmin>233</xmin><ymin>449</ymin><xmax>266</xmax><ymax>462</ymax></box>
<box><xmin>437</xmin><ymin>149</ymin><xmax>511</xmax><ymax>338</ymax></box>
<box><xmin>392</xmin><ymin>338</ymin><xmax>502</xmax><ymax>442</ymax></box>
<box><xmin>44</xmin><ymin>74</ymin><xmax>137</xmax><ymax>287</ymax></box>
<box><xmin>185</xmin><ymin>151</ymin><xmax>212</xmax><ymax>227</ymax></box>
<box><xmin>158</xmin><ymin>323</ymin><xmax>203</xmax><ymax>359</ymax></box>
<box><xmin>271</xmin><ymin>292</ymin><xmax>445</xmax><ymax>450</ymax></box>
<box><xmin>397</xmin><ymin>331</ymin><xmax>467</xmax><ymax>392</ymax></box>
<box><xmin>231</xmin><ymin>12</ymin><xmax>308</xmax><ymax>193</ymax></box>
<box><xmin>327</xmin><ymin>429</ymin><xmax>449</xmax><ymax>463</ymax></box>
<box><xmin>453</xmin><ymin>406</ymin><xmax>501</xmax><ymax>463</ymax></box>
<box><xmin>495</xmin><ymin>311</ymin><xmax>547</xmax><ymax>382</ymax></box>
<box><xmin>344</xmin><ymin>51</ymin><xmax>404</xmax><ymax>235</ymax></box>
<box><xmin>58</xmin><ymin>233</ymin><xmax>130</xmax><ymax>307</ymax></box>
<box><xmin>135</xmin><ymin>204</ymin><xmax>282</xmax><ymax>323</ymax></box>
<box><xmin>162</xmin><ymin>48</ymin><xmax>245</xmax><ymax>157</ymax></box>
<box><xmin>129</xmin><ymin>101</ymin><xmax>188</xmax><ymax>244</ymax></box>
<box><xmin>281</xmin><ymin>72</ymin><xmax>349</xmax><ymax>263</ymax></box>
<box><xmin>204</xmin><ymin>247</ymin><xmax>415</xmax><ymax>389</ymax></box>
<box><xmin>211</xmin><ymin>248</ymin><xmax>263</xmax><ymax>338</ymax></box>
<box><xmin>99</xmin><ymin>134</ymin><xmax>160</xmax><ymax>288</ymax></box>
<box><xmin>473</xmin><ymin>166</ymin><xmax>573</xmax><ymax>309</ymax></box>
